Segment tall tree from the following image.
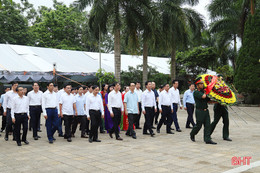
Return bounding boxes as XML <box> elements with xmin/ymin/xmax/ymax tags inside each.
<box><xmin>159</xmin><ymin>0</ymin><xmax>205</xmax><ymax>81</ymax></box>
<box><xmin>76</xmin><ymin>0</ymin><xmax>153</xmax><ymax>82</ymax></box>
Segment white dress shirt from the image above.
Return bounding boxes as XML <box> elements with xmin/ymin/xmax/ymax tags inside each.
<box><xmin>3</xmin><ymin>90</ymin><xmax>18</xmax><ymax>112</ymax></box>
<box><xmin>158</xmin><ymin>90</ymin><xmax>173</xmax><ymax>110</ymax></box>
<box><xmin>59</xmin><ymin>93</ymin><xmax>76</xmax><ymax>115</ymax></box>
<box><xmin>169</xmin><ymin>87</ymin><xmax>182</xmax><ymax>107</ymax></box>
<box><xmin>42</xmin><ymin>90</ymin><xmax>59</xmax><ymax>115</ymax></box>
<box><xmin>141</xmin><ymin>89</ymin><xmax>156</xmax><ymax>110</ymax></box>
<box><xmin>108</xmin><ymin>90</ymin><xmax>124</xmax><ymax>113</ymax></box>
<box><xmin>11</xmin><ymin>95</ymin><xmax>29</xmax><ymax>119</ymax></box>
<box><xmin>27</xmin><ymin>90</ymin><xmax>43</xmax><ymax>106</ymax></box>
<box><xmin>134</xmin><ymin>88</ymin><xmax>142</xmax><ymax>102</ymax></box>
<box><xmin>85</xmin><ymin>94</ymin><xmax>104</xmax><ymax>118</ymax></box>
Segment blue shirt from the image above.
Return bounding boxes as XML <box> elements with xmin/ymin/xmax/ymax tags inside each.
<box><xmin>0</xmin><ymin>94</ymin><xmax>5</xmax><ymax>105</ymax></box>
<box><xmin>152</xmin><ymin>89</ymin><xmax>159</xmax><ymax>102</ymax></box>
<box><xmin>75</xmin><ymin>94</ymin><xmax>86</xmax><ymax>116</ymax></box>
<box><xmin>124</xmin><ymin>91</ymin><xmax>138</xmax><ymax>114</ymax></box>
<box><xmin>183</xmin><ymin>89</ymin><xmax>195</xmax><ymax>107</ymax></box>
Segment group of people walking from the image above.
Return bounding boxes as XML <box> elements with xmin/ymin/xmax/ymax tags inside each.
<box><xmin>0</xmin><ymin>78</ymin><xmax>231</xmax><ymax>146</ymax></box>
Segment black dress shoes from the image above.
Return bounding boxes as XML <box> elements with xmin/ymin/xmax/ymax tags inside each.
<box><xmin>49</xmin><ymin>140</ymin><xmax>53</xmax><ymax>144</ymax></box>
<box><xmin>136</xmin><ymin>127</ymin><xmax>142</xmax><ymax>129</ymax></box>
<box><xmin>81</xmin><ymin>135</ymin><xmax>88</xmax><ymax>138</ymax></box>
<box><xmin>176</xmin><ymin>129</ymin><xmax>182</xmax><ymax>132</ymax></box>
<box><xmin>94</xmin><ymin>139</ymin><xmax>101</xmax><ymax>142</ymax></box>
<box><xmin>190</xmin><ymin>135</ymin><xmax>195</xmax><ymax>142</ymax></box>
<box><xmin>89</xmin><ymin>138</ymin><xmax>93</xmax><ymax>143</ymax></box>
<box><xmin>67</xmin><ymin>138</ymin><xmax>72</xmax><ymax>142</ymax></box>
<box><xmin>206</xmin><ymin>140</ymin><xmax>217</xmax><ymax>145</ymax></box>
<box><xmin>59</xmin><ymin>134</ymin><xmax>64</xmax><ymax>137</ymax></box>
<box><xmin>116</xmin><ymin>137</ymin><xmax>123</xmax><ymax>141</ymax></box>
<box><xmin>132</xmin><ymin>135</ymin><xmax>136</xmax><ymax>139</ymax></box>
<box><xmin>34</xmin><ymin>137</ymin><xmax>38</xmax><ymax>140</ymax></box>
<box><xmin>224</xmin><ymin>138</ymin><xmax>232</xmax><ymax>141</ymax></box>
<box><xmin>186</xmin><ymin>126</ymin><xmax>192</xmax><ymax>129</ymax></box>
<box><xmin>167</xmin><ymin>131</ymin><xmax>174</xmax><ymax>134</ymax></box>
<box><xmin>157</xmin><ymin>129</ymin><xmax>160</xmax><ymax>133</ymax></box>
<box><xmin>109</xmin><ymin>132</ymin><xmax>113</xmax><ymax>138</ymax></box>
<box><xmin>23</xmin><ymin>140</ymin><xmax>29</xmax><ymax>145</ymax></box>
<box><xmin>17</xmin><ymin>142</ymin><xmax>22</xmax><ymax>146</ymax></box>
<box><xmin>150</xmin><ymin>133</ymin><xmax>155</xmax><ymax>137</ymax></box>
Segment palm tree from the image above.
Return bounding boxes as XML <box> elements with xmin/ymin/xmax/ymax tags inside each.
<box><xmin>76</xmin><ymin>0</ymin><xmax>153</xmax><ymax>82</ymax></box>
<box><xmin>159</xmin><ymin>0</ymin><xmax>205</xmax><ymax>80</ymax></box>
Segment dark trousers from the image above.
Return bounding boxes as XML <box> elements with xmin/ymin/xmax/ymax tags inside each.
<box><xmin>14</xmin><ymin>114</ymin><xmax>28</xmax><ymax>143</ymax></box>
<box><xmin>154</xmin><ymin>102</ymin><xmax>160</xmax><ymax>124</ymax></box>
<box><xmin>1</xmin><ymin>114</ymin><xmax>6</xmax><ymax>131</ymax></box>
<box><xmin>45</xmin><ymin>108</ymin><xmax>59</xmax><ymax>141</ymax></box>
<box><xmin>134</xmin><ymin>102</ymin><xmax>142</xmax><ymax>128</ymax></box>
<box><xmin>127</xmin><ymin>113</ymin><xmax>136</xmax><ymax>136</ymax></box>
<box><xmin>57</xmin><ymin>117</ymin><xmax>63</xmax><ymax>135</ymax></box>
<box><xmin>29</xmin><ymin>106</ymin><xmax>41</xmax><ymax>137</ymax></box>
<box><xmin>157</xmin><ymin>106</ymin><xmax>171</xmax><ymax>132</ymax></box>
<box><xmin>89</xmin><ymin>110</ymin><xmax>101</xmax><ymax>140</ymax></box>
<box><xmin>186</xmin><ymin>103</ymin><xmax>195</xmax><ymax>128</ymax></box>
<box><xmin>109</xmin><ymin>107</ymin><xmax>121</xmax><ymax>138</ymax></box>
<box><xmin>210</xmin><ymin>104</ymin><xmax>229</xmax><ymax>139</ymax></box>
<box><xmin>143</xmin><ymin>107</ymin><xmax>154</xmax><ymax>134</ymax></box>
<box><xmin>5</xmin><ymin>108</ymin><xmax>15</xmax><ymax>139</ymax></box>
<box><xmin>170</xmin><ymin>103</ymin><xmax>180</xmax><ymax>130</ymax></box>
<box><xmin>63</xmin><ymin>115</ymin><xmax>74</xmax><ymax>139</ymax></box>
<box><xmin>99</xmin><ymin>118</ymin><xmax>105</xmax><ymax>132</ymax></box>
<box><xmin>85</xmin><ymin>119</ymin><xmax>90</xmax><ymax>134</ymax></box>
<box><xmin>190</xmin><ymin>109</ymin><xmax>211</xmax><ymax>142</ymax></box>
<box><xmin>72</xmin><ymin>115</ymin><xmax>86</xmax><ymax>136</ymax></box>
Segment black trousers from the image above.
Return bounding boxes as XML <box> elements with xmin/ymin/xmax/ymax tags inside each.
<box><xmin>29</xmin><ymin>106</ymin><xmax>42</xmax><ymax>137</ymax></box>
<box><xmin>72</xmin><ymin>115</ymin><xmax>86</xmax><ymax>136</ymax></box>
<box><xmin>1</xmin><ymin>114</ymin><xmax>6</xmax><ymax>131</ymax></box>
<box><xmin>84</xmin><ymin>119</ymin><xmax>90</xmax><ymax>134</ymax></box>
<box><xmin>154</xmin><ymin>102</ymin><xmax>160</xmax><ymax>124</ymax></box>
<box><xmin>157</xmin><ymin>106</ymin><xmax>171</xmax><ymax>132</ymax></box>
<box><xmin>186</xmin><ymin>103</ymin><xmax>195</xmax><ymax>127</ymax></box>
<box><xmin>109</xmin><ymin>107</ymin><xmax>121</xmax><ymax>138</ymax></box>
<box><xmin>127</xmin><ymin>113</ymin><xmax>137</xmax><ymax>136</ymax></box>
<box><xmin>143</xmin><ymin>107</ymin><xmax>154</xmax><ymax>134</ymax></box>
<box><xmin>89</xmin><ymin>110</ymin><xmax>101</xmax><ymax>140</ymax></box>
<box><xmin>5</xmin><ymin>108</ymin><xmax>15</xmax><ymax>139</ymax></box>
<box><xmin>14</xmin><ymin>113</ymin><xmax>28</xmax><ymax>143</ymax></box>
<box><xmin>134</xmin><ymin>102</ymin><xmax>142</xmax><ymax>128</ymax></box>
<box><xmin>63</xmin><ymin>115</ymin><xmax>74</xmax><ymax>139</ymax></box>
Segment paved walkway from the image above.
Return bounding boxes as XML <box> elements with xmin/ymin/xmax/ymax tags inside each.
<box><xmin>0</xmin><ymin>105</ymin><xmax>259</xmax><ymax>173</ymax></box>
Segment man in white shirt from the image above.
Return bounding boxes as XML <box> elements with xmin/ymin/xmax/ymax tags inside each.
<box><xmin>3</xmin><ymin>82</ymin><xmax>18</xmax><ymax>141</ymax></box>
<box><xmin>56</xmin><ymin>86</ymin><xmax>66</xmax><ymax>137</ymax></box>
<box><xmin>42</xmin><ymin>82</ymin><xmax>60</xmax><ymax>144</ymax></box>
<box><xmin>11</xmin><ymin>87</ymin><xmax>30</xmax><ymax>146</ymax></box>
<box><xmin>0</xmin><ymin>87</ymin><xmax>10</xmax><ymax>132</ymax></box>
<box><xmin>72</xmin><ymin>86</ymin><xmax>88</xmax><ymax>138</ymax></box>
<box><xmin>28</xmin><ymin>83</ymin><xmax>43</xmax><ymax>140</ymax></box>
<box><xmin>108</xmin><ymin>82</ymin><xmax>124</xmax><ymax>140</ymax></box>
<box><xmin>157</xmin><ymin>84</ymin><xmax>174</xmax><ymax>134</ymax></box>
<box><xmin>169</xmin><ymin>80</ymin><xmax>182</xmax><ymax>132</ymax></box>
<box><xmin>59</xmin><ymin>84</ymin><xmax>77</xmax><ymax>142</ymax></box>
<box><xmin>142</xmin><ymin>81</ymin><xmax>157</xmax><ymax>137</ymax></box>
<box><xmin>86</xmin><ymin>86</ymin><xmax>104</xmax><ymax>143</ymax></box>
<box><xmin>134</xmin><ymin>82</ymin><xmax>142</xmax><ymax>129</ymax></box>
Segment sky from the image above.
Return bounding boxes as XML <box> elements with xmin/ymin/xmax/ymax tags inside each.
<box><xmin>14</xmin><ymin>0</ymin><xmax>211</xmax><ymax>25</ymax></box>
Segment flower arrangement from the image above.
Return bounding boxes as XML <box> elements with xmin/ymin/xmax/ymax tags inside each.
<box><xmin>200</xmin><ymin>74</ymin><xmax>237</xmax><ymax>106</ymax></box>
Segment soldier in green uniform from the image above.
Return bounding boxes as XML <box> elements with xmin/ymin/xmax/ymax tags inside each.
<box><xmin>190</xmin><ymin>77</ymin><xmax>217</xmax><ymax>145</ymax></box>
<box><xmin>210</xmin><ymin>103</ymin><xmax>232</xmax><ymax>141</ymax></box>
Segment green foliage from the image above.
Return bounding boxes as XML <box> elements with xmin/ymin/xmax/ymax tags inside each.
<box><xmin>234</xmin><ymin>10</ymin><xmax>260</xmax><ymax>97</ymax></box>
<box><xmin>120</xmin><ymin>65</ymin><xmax>170</xmax><ymax>89</ymax></box>
<box><xmin>95</xmin><ymin>69</ymin><xmax>116</xmax><ymax>85</ymax></box>
<box><xmin>0</xmin><ymin>0</ymin><xmax>31</xmax><ymax>45</ymax></box>
<box><xmin>216</xmin><ymin>65</ymin><xmax>234</xmax><ymax>82</ymax></box>
<box><xmin>177</xmin><ymin>47</ymin><xmax>218</xmax><ymax>78</ymax></box>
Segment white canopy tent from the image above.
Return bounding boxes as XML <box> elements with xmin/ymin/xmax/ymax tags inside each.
<box><xmin>0</xmin><ymin>44</ymin><xmax>171</xmax><ymax>83</ymax></box>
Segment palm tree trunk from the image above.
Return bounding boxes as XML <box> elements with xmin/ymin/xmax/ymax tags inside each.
<box><xmin>232</xmin><ymin>34</ymin><xmax>237</xmax><ymax>69</ymax></box>
<box><xmin>142</xmin><ymin>41</ymin><xmax>148</xmax><ymax>89</ymax></box>
<box><xmin>114</xmin><ymin>28</ymin><xmax>121</xmax><ymax>82</ymax></box>
<box><xmin>250</xmin><ymin>0</ymin><xmax>255</xmax><ymax>15</ymax></box>
<box><xmin>170</xmin><ymin>46</ymin><xmax>176</xmax><ymax>81</ymax></box>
